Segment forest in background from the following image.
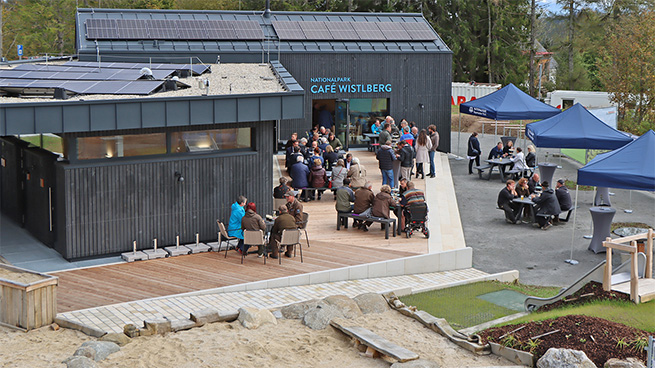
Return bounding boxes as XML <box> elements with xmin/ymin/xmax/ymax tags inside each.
<box><xmin>0</xmin><ymin>0</ymin><xmax>653</xmax><ymax>133</ymax></box>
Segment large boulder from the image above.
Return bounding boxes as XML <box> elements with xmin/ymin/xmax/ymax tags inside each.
<box><xmin>237</xmin><ymin>307</ymin><xmax>277</xmax><ymax>329</ymax></box>
<box><xmin>63</xmin><ymin>356</ymin><xmax>98</xmax><ymax>368</ymax></box>
<box><xmin>321</xmin><ymin>295</ymin><xmax>363</xmax><ymax>319</ymax></box>
<box><xmin>280</xmin><ymin>299</ymin><xmax>320</xmax><ymax>319</ymax></box>
<box><xmin>537</xmin><ymin>348</ymin><xmax>596</xmax><ymax>368</ymax></box>
<box><xmin>302</xmin><ymin>304</ymin><xmax>344</xmax><ymax>330</ymax></box>
<box><xmin>353</xmin><ymin>293</ymin><xmax>390</xmax><ymax>314</ymax></box>
<box><xmin>604</xmin><ymin>358</ymin><xmax>646</xmax><ymax>368</ymax></box>
<box><xmin>391</xmin><ymin>359</ymin><xmax>441</xmax><ymax>368</ymax></box>
<box><xmin>80</xmin><ymin>341</ymin><xmax>120</xmax><ymax>361</ymax></box>
<box><xmin>99</xmin><ymin>333</ymin><xmax>131</xmax><ymax>347</ymax></box>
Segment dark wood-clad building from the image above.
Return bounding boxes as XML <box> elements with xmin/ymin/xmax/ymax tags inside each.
<box><xmin>0</xmin><ymin>7</ymin><xmax>451</xmax><ymax>260</ymax></box>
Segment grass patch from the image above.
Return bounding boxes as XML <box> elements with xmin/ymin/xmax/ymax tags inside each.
<box><xmin>564</xmin><ymin>179</ymin><xmax>595</xmax><ymax>191</ymax></box>
<box><xmin>500</xmin><ymin>299</ymin><xmax>655</xmax><ymax>333</ymax></box>
<box><xmin>610</xmin><ymin>222</ymin><xmax>652</xmax><ymax>232</ymax></box>
<box><xmin>18</xmin><ymin>135</ymin><xmax>63</xmax><ymax>153</ymax></box>
<box><xmin>399</xmin><ymin>281</ymin><xmax>560</xmax><ymax>330</ymax></box>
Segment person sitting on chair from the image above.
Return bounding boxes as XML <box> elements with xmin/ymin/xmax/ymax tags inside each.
<box><xmin>228</xmin><ymin>195</ymin><xmax>247</xmax><ymax>252</ymax></box>
<box><xmin>353</xmin><ymin>181</ymin><xmax>375</xmax><ymax>231</ymax></box>
<box><xmin>497</xmin><ymin>179</ymin><xmax>520</xmax><ymax>224</ymax></box>
<box><xmin>269</xmin><ymin>205</ymin><xmax>297</xmax><ymax>259</ymax></box>
<box><xmin>241</xmin><ymin>202</ymin><xmax>266</xmax><ymax>257</ymax></box>
<box><xmin>516</xmin><ymin>177</ymin><xmax>530</xmax><ymax>198</ymax></box>
<box><xmin>328</xmin><ymin>133</ymin><xmax>343</xmax><ymax>152</ymax></box>
<box><xmin>285</xmin><ymin>190</ymin><xmax>304</xmax><ymax>225</ymax></box>
<box><xmin>525</xmin><ymin>145</ymin><xmax>537</xmax><ymax>168</ymax></box>
<box><xmin>273</xmin><ymin>177</ymin><xmax>292</xmax><ymax>199</ymax></box>
<box><xmin>488</xmin><ymin>142</ymin><xmax>504</xmax><ymax>159</ymax></box>
<box><xmin>509</xmin><ymin>147</ymin><xmax>526</xmax><ymax>177</ymax></box>
<box><xmin>290</xmin><ymin>155</ymin><xmax>310</xmax><ymax>200</ymax></box>
<box><xmin>324</xmin><ymin>145</ymin><xmax>339</xmax><ymax>171</ymax></box>
<box><xmin>553</xmin><ymin>179</ymin><xmax>573</xmax><ymax>224</ymax></box>
<box><xmin>335</xmin><ymin>178</ymin><xmax>355</xmax><ymax>226</ymax></box>
<box><xmin>528</xmin><ymin>173</ymin><xmax>541</xmax><ymax>194</ymax></box>
<box><xmin>502</xmin><ymin>140</ymin><xmax>514</xmax><ymax>157</ymax></box>
<box><xmin>308</xmin><ymin>159</ymin><xmax>328</xmax><ymax>201</ymax></box>
<box><xmin>371</xmin><ymin>185</ymin><xmax>398</xmax><ymax>221</ymax></box>
<box><xmin>531</xmin><ymin>181</ymin><xmax>561</xmax><ymax>230</ymax></box>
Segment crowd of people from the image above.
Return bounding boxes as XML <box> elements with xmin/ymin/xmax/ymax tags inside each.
<box><xmin>497</xmin><ymin>174</ymin><xmax>572</xmax><ymax>230</ymax></box>
<box><xmin>466</xmin><ymin>132</ymin><xmax>537</xmax><ymax>177</ymax></box>
<box><xmin>227</xmin><ymin>190</ymin><xmax>305</xmax><ymax>259</ymax></box>
<box><xmin>334</xmin><ymin>177</ymin><xmax>427</xmax><ymax>233</ymax></box>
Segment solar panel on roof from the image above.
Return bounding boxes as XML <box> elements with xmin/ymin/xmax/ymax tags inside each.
<box><xmin>400</xmin><ymin>22</ymin><xmax>438</xmax><ymax>40</ymax></box>
<box><xmin>272</xmin><ymin>21</ymin><xmax>306</xmax><ymax>40</ymax></box>
<box><xmin>351</xmin><ymin>22</ymin><xmax>386</xmax><ymax>41</ymax></box>
<box><xmin>325</xmin><ymin>22</ymin><xmax>359</xmax><ymax>40</ymax></box>
<box><xmin>377</xmin><ymin>22</ymin><xmax>412</xmax><ymax>40</ymax></box>
<box><xmin>0</xmin><ymin>79</ymin><xmax>165</xmax><ymax>95</ymax></box>
<box><xmin>299</xmin><ymin>21</ymin><xmax>331</xmax><ymax>40</ymax></box>
<box><xmin>146</xmin><ymin>19</ymin><xmax>178</xmax><ymax>39</ymax></box>
<box><xmin>116</xmin><ymin>19</ymin><xmax>148</xmax><ymax>39</ymax></box>
<box><xmin>232</xmin><ymin>20</ymin><xmax>265</xmax><ymax>40</ymax></box>
<box><xmin>63</xmin><ymin>61</ymin><xmax>211</xmax><ymax>76</ymax></box>
<box><xmin>86</xmin><ymin>19</ymin><xmax>119</xmax><ymax>39</ymax></box>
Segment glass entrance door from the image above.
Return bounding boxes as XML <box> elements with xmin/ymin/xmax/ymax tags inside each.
<box><xmin>335</xmin><ymin>99</ymin><xmax>350</xmax><ymax>151</ymax></box>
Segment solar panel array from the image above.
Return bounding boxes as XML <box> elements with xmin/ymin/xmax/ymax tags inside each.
<box><xmin>271</xmin><ymin>21</ymin><xmax>436</xmax><ymax>41</ymax></box>
<box><xmin>0</xmin><ymin>68</ymin><xmax>173</xmax><ymax>81</ymax></box>
<box><xmin>86</xmin><ymin>18</ymin><xmax>264</xmax><ymax>40</ymax></box>
<box><xmin>63</xmin><ymin>61</ymin><xmax>211</xmax><ymax>76</ymax></box>
<box><xmin>0</xmin><ymin>79</ymin><xmax>165</xmax><ymax>95</ymax></box>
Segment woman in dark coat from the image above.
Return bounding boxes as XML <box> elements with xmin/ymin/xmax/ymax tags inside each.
<box><xmin>467</xmin><ymin>132</ymin><xmax>481</xmax><ymax>174</ymax></box>
<box><xmin>308</xmin><ymin>158</ymin><xmax>328</xmax><ymax>200</ymax></box>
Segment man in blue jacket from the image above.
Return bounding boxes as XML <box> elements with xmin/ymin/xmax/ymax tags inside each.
<box><xmin>228</xmin><ymin>195</ymin><xmax>247</xmax><ymax>252</ymax></box>
<box><xmin>290</xmin><ymin>155</ymin><xmax>310</xmax><ymax>200</ymax></box>
<box><xmin>376</xmin><ymin>140</ymin><xmax>397</xmax><ymax>188</ymax></box>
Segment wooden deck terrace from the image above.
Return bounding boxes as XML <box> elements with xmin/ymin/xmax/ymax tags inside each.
<box><xmin>52</xmin><ymin>151</ymin><xmax>428</xmax><ymax>313</ymax></box>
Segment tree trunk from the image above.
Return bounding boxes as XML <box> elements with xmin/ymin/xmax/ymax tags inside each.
<box><xmin>529</xmin><ymin>0</ymin><xmax>536</xmax><ymax>96</ymax></box>
<box><xmin>487</xmin><ymin>0</ymin><xmax>492</xmax><ymax>83</ymax></box>
<box><xmin>568</xmin><ymin>0</ymin><xmax>574</xmax><ymax>90</ymax></box>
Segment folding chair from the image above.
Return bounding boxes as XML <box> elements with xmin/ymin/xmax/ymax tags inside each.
<box><xmin>218</xmin><ymin>221</ymin><xmax>240</xmax><ymax>258</ymax></box>
<box><xmin>277</xmin><ymin>229</ymin><xmax>303</xmax><ymax>264</ymax></box>
<box><xmin>243</xmin><ymin>229</ymin><xmax>267</xmax><ymax>264</ymax></box>
<box><xmin>296</xmin><ymin>212</ymin><xmax>310</xmax><ymax>248</ymax></box>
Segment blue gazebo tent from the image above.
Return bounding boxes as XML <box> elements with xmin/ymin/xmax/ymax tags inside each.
<box><xmin>578</xmin><ymin>130</ymin><xmax>655</xmax><ymax>191</ymax></box>
<box><xmin>525</xmin><ymin>103</ymin><xmax>633</xmax><ymax>150</ymax></box>
<box><xmin>459</xmin><ymin>83</ymin><xmax>561</xmax><ymax>120</ymax></box>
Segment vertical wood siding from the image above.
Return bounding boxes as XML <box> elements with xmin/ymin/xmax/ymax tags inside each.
<box><xmin>278</xmin><ymin>52</ymin><xmax>453</xmax><ymax>152</ymax></box>
<box><xmin>57</xmin><ymin>121</ymin><xmax>273</xmax><ymax>260</ymax></box>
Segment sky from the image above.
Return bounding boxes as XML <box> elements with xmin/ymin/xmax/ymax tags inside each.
<box><xmin>538</xmin><ymin>0</ymin><xmax>562</xmax><ymax>14</ymax></box>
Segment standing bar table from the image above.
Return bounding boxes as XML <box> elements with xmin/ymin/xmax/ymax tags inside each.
<box><xmin>588</xmin><ymin>206</ymin><xmax>616</xmax><ymax>254</ymax></box>
<box><xmin>538</xmin><ymin>162</ymin><xmax>558</xmax><ymax>186</ymax></box>
<box><xmin>593</xmin><ymin>187</ymin><xmax>612</xmax><ymax>207</ymax></box>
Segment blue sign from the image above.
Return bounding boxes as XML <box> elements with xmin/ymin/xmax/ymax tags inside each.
<box><xmin>309</xmin><ymin>77</ymin><xmax>391</xmax><ymax>94</ymax></box>
<box><xmin>17</xmin><ymin>45</ymin><xmax>23</xmax><ymax>56</ymax></box>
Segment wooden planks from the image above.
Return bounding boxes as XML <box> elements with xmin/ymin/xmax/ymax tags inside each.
<box><xmin>331</xmin><ymin>320</ymin><xmax>419</xmax><ymax>362</ymax></box>
<box><xmin>52</xmin><ymin>241</ymin><xmax>417</xmax><ymax>312</ymax></box>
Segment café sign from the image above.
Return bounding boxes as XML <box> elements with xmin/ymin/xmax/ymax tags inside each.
<box><xmin>309</xmin><ymin>77</ymin><xmax>392</xmax><ymax>94</ymax></box>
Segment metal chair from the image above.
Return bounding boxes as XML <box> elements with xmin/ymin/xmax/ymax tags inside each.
<box><xmin>243</xmin><ymin>229</ymin><xmax>267</xmax><ymax>264</ymax></box>
<box><xmin>296</xmin><ymin>212</ymin><xmax>310</xmax><ymax>248</ymax></box>
<box><xmin>273</xmin><ymin>198</ymin><xmax>287</xmax><ymax>214</ymax></box>
<box><xmin>217</xmin><ymin>221</ymin><xmax>240</xmax><ymax>258</ymax></box>
<box><xmin>277</xmin><ymin>229</ymin><xmax>303</xmax><ymax>264</ymax></box>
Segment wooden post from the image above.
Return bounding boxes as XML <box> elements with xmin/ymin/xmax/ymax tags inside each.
<box><xmin>630</xmin><ymin>240</ymin><xmax>638</xmax><ymax>303</ymax></box>
<box><xmin>603</xmin><ymin>237</ymin><xmax>612</xmax><ymax>291</ymax></box>
<box><xmin>646</xmin><ymin>229</ymin><xmax>653</xmax><ymax>279</ymax></box>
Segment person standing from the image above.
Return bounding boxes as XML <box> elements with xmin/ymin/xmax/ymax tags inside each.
<box><xmin>467</xmin><ymin>132</ymin><xmax>481</xmax><ymax>175</ymax></box>
<box><xmin>376</xmin><ymin>140</ymin><xmax>396</xmax><ymax>188</ymax></box>
<box><xmin>415</xmin><ymin>129</ymin><xmax>433</xmax><ymax>179</ymax></box>
<box><xmin>427</xmin><ymin>125</ymin><xmax>439</xmax><ymax>178</ymax></box>
<box><xmin>241</xmin><ymin>202</ymin><xmax>267</xmax><ymax>257</ymax></box>
<box><xmin>378</xmin><ymin>123</ymin><xmax>392</xmax><ymax>148</ymax></box>
<box><xmin>397</xmin><ymin>140</ymin><xmax>414</xmax><ymax>181</ymax></box>
<box><xmin>228</xmin><ymin>195</ymin><xmax>247</xmax><ymax>250</ymax></box>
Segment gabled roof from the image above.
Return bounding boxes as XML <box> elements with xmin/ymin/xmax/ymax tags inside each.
<box><xmin>75</xmin><ymin>8</ymin><xmax>450</xmax><ymax>55</ymax></box>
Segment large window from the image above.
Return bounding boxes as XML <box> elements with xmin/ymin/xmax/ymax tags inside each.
<box><xmin>77</xmin><ymin>133</ymin><xmax>166</xmax><ymax>160</ymax></box>
<box><xmin>171</xmin><ymin>128</ymin><xmax>251</xmax><ymax>153</ymax></box>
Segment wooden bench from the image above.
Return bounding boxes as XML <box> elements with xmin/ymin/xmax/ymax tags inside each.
<box><xmin>337</xmin><ymin>212</ymin><xmax>396</xmax><ymax>239</ymax></box>
<box><xmin>330</xmin><ymin>321</ymin><xmax>419</xmax><ymax>363</ymax></box>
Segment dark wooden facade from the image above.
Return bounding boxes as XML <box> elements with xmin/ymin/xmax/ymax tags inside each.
<box><xmin>53</xmin><ymin>121</ymin><xmax>273</xmax><ymax>260</ymax></box>
<box><xmin>278</xmin><ymin>52</ymin><xmax>452</xmax><ymax>151</ymax></box>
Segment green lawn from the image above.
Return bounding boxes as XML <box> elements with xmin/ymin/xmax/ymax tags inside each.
<box><xmin>18</xmin><ymin>135</ymin><xmax>63</xmax><ymax>153</ymax></box>
<box><xmin>399</xmin><ymin>281</ymin><xmax>560</xmax><ymax>330</ymax></box>
<box><xmin>503</xmin><ymin>299</ymin><xmax>655</xmax><ymax>333</ymax></box>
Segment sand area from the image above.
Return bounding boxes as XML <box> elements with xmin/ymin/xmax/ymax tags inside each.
<box><xmin>0</xmin><ymin>310</ymin><xmax>515</xmax><ymax>367</ymax></box>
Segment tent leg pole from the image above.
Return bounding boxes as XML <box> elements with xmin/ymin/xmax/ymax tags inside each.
<box><xmin>566</xmin><ymin>185</ymin><xmax>579</xmax><ymax>265</ymax></box>
<box><xmin>583</xmin><ymin>186</ymin><xmax>595</xmax><ymax>239</ymax></box>
<box><xmin>624</xmin><ymin>190</ymin><xmax>633</xmax><ymax>213</ymax></box>
<box><xmin>456</xmin><ymin>112</ymin><xmax>463</xmax><ymax>160</ymax></box>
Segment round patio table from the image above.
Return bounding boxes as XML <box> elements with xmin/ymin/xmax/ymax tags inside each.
<box><xmin>593</xmin><ymin>187</ymin><xmax>612</xmax><ymax>207</ymax></box>
<box><xmin>538</xmin><ymin>162</ymin><xmax>558</xmax><ymax>187</ymax></box>
<box><xmin>588</xmin><ymin>206</ymin><xmax>616</xmax><ymax>254</ymax></box>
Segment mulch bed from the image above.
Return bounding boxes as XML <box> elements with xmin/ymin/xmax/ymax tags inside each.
<box><xmin>478</xmin><ymin>315</ymin><xmax>649</xmax><ymax>366</ymax></box>
<box><xmin>538</xmin><ymin>281</ymin><xmax>631</xmax><ymax>312</ymax></box>
<box><xmin>478</xmin><ymin>281</ymin><xmax>648</xmax><ymax>366</ymax></box>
